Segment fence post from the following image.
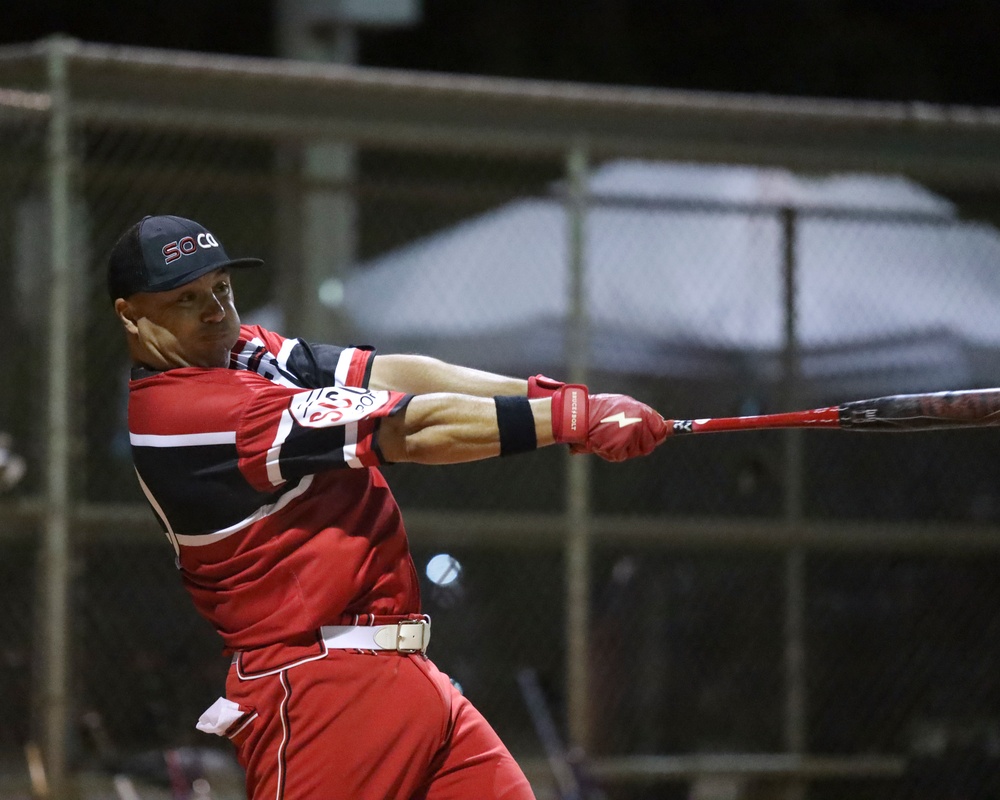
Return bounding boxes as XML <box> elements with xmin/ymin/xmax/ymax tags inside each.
<box><xmin>39</xmin><ymin>34</ymin><xmax>75</xmax><ymax>800</ymax></box>
<box><xmin>780</xmin><ymin>206</ymin><xmax>808</xmax><ymax>800</ymax></box>
<box><xmin>564</xmin><ymin>140</ymin><xmax>592</xmax><ymax>752</ymax></box>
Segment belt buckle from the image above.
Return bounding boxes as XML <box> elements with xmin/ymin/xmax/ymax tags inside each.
<box><xmin>395</xmin><ymin>619</ymin><xmax>430</xmax><ymax>654</ymax></box>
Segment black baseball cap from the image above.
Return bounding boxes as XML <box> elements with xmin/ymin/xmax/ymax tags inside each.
<box><xmin>108</xmin><ymin>215</ymin><xmax>263</xmax><ymax>302</ymax></box>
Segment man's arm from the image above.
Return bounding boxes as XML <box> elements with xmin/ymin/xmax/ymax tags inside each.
<box><xmin>378</xmin><ymin>394</ymin><xmax>554</xmax><ymax>465</ymax></box>
<box><xmin>378</xmin><ymin>382</ymin><xmax>669</xmax><ymax>465</ymax></box>
<box><xmin>369</xmin><ymin>354</ymin><xmax>527</xmax><ymax>397</ymax></box>
<box><xmin>371</xmin><ymin>354</ymin><xmax>669</xmax><ymax>465</ymax></box>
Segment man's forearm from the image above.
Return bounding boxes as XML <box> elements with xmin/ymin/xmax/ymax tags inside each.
<box><xmin>369</xmin><ymin>354</ymin><xmax>527</xmax><ymax>397</ymax></box>
<box><xmin>379</xmin><ymin>394</ymin><xmax>554</xmax><ymax>465</ymax></box>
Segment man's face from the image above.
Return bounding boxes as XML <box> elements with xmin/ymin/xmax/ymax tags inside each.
<box><xmin>119</xmin><ymin>268</ymin><xmax>241</xmax><ymax>368</ymax></box>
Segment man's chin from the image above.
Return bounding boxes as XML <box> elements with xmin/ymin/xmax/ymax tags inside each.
<box><xmin>195</xmin><ymin>333</ymin><xmax>239</xmax><ymax>368</ymax></box>
<box><xmin>189</xmin><ymin>345</ymin><xmax>234</xmax><ymax>369</ymax></box>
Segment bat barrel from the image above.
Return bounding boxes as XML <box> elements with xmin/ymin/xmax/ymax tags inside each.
<box><xmin>839</xmin><ymin>388</ymin><xmax>1000</xmax><ymax>430</ymax></box>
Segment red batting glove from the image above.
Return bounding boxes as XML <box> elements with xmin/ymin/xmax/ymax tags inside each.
<box><xmin>548</xmin><ymin>380</ymin><xmax>668</xmax><ymax>462</ymax></box>
<box><xmin>578</xmin><ymin>394</ymin><xmax>669</xmax><ymax>461</ymax></box>
<box><xmin>528</xmin><ymin>374</ymin><xmax>565</xmax><ymax>399</ymax></box>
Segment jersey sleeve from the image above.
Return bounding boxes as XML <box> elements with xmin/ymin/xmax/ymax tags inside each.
<box><xmin>236</xmin><ymin>379</ymin><xmax>411</xmax><ymax>490</ymax></box>
<box><xmin>233</xmin><ymin>325</ymin><xmax>374</xmax><ymax>390</ymax></box>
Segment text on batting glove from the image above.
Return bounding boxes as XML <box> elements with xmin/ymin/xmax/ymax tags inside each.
<box><xmin>550</xmin><ymin>384</ymin><xmax>590</xmax><ymax>445</ymax></box>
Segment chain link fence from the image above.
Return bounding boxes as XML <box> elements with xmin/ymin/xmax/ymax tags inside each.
<box><xmin>1</xmin><ymin>38</ymin><xmax>1000</xmax><ymax>799</ymax></box>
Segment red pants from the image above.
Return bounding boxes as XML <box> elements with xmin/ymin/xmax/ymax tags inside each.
<box><xmin>223</xmin><ymin>646</ymin><xmax>536</xmax><ymax>800</ymax></box>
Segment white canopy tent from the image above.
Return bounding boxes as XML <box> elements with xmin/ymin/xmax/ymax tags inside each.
<box><xmin>327</xmin><ymin>160</ymin><xmax>1000</xmax><ymax>395</ymax></box>
<box><xmin>310</xmin><ymin>161</ymin><xmax>1000</xmax><ymax>770</ymax></box>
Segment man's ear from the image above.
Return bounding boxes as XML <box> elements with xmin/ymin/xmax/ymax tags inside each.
<box><xmin>114</xmin><ymin>298</ymin><xmax>140</xmax><ymax>335</ymax></box>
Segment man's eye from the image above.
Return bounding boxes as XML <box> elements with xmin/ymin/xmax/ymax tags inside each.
<box><xmin>215</xmin><ymin>283</ymin><xmax>231</xmax><ymax>295</ymax></box>
<box><xmin>177</xmin><ymin>293</ymin><xmax>195</xmax><ymax>304</ymax></box>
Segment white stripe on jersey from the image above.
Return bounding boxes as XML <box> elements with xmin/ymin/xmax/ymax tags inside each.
<box><xmin>275</xmin><ymin>337</ymin><xmax>298</xmax><ymax>376</ymax></box>
<box><xmin>342</xmin><ymin>421</ymin><xmax>362</xmax><ymax>468</ymax></box>
<box><xmin>334</xmin><ymin>348</ymin><xmax>358</xmax><ymax>387</ymax></box>
<box><xmin>173</xmin><ymin>474</ymin><xmax>315</xmax><ymax>547</ymax></box>
<box><xmin>135</xmin><ymin>468</ymin><xmax>181</xmax><ymax>558</ymax></box>
<box><xmin>266</xmin><ymin>409</ymin><xmax>295</xmax><ymax>486</ymax></box>
<box><xmin>131</xmin><ymin>431</ymin><xmax>236</xmax><ymax>447</ymax></box>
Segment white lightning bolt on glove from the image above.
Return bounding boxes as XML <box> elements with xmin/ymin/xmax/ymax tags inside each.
<box><xmin>600</xmin><ymin>411</ymin><xmax>643</xmax><ymax>428</ymax></box>
<box><xmin>580</xmin><ymin>394</ymin><xmax>668</xmax><ymax>461</ymax></box>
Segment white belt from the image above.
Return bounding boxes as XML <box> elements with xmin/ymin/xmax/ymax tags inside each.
<box><xmin>320</xmin><ymin>619</ymin><xmax>431</xmax><ymax>654</ymax></box>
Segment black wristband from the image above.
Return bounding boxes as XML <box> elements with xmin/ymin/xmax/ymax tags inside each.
<box><xmin>494</xmin><ymin>396</ymin><xmax>538</xmax><ymax>456</ymax></box>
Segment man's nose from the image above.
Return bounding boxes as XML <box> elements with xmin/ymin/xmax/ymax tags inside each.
<box><xmin>201</xmin><ymin>294</ymin><xmax>226</xmax><ymax>322</ymax></box>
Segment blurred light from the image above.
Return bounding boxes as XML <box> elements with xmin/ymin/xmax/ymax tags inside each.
<box><xmin>426</xmin><ymin>553</ymin><xmax>462</xmax><ymax>587</ymax></box>
<box><xmin>318</xmin><ymin>278</ymin><xmax>345</xmax><ymax>308</ymax></box>
<box><xmin>0</xmin><ymin>434</ymin><xmax>25</xmax><ymax>492</ymax></box>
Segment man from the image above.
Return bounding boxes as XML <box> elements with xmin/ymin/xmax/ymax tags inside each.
<box><xmin>109</xmin><ymin>214</ymin><xmax>668</xmax><ymax>800</ymax></box>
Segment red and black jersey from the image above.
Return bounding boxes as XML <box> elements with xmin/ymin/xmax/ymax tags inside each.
<box><xmin>127</xmin><ymin>325</ymin><xmax>419</xmax><ymax>650</ymax></box>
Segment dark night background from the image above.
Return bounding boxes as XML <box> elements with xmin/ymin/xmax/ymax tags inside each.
<box><xmin>2</xmin><ymin>7</ymin><xmax>1000</xmax><ymax>800</ymax></box>
<box><xmin>3</xmin><ymin>0</ymin><xmax>1000</xmax><ymax>106</ymax></box>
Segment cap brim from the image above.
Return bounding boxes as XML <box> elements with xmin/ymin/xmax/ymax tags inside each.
<box><xmin>143</xmin><ymin>257</ymin><xmax>264</xmax><ymax>294</ymax></box>
<box><xmin>222</xmin><ymin>258</ymin><xmax>265</xmax><ymax>270</ymax></box>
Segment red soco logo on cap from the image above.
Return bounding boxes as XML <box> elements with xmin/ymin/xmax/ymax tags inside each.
<box><xmin>162</xmin><ymin>233</ymin><xmax>220</xmax><ymax>264</ymax></box>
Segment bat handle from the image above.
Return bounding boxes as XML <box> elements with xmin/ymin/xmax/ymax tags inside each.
<box><xmin>667</xmin><ymin>407</ymin><xmax>841</xmax><ymax>435</ymax></box>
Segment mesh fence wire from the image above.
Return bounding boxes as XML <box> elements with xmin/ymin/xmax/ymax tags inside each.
<box><xmin>1</xmin><ymin>61</ymin><xmax>1000</xmax><ymax>800</ymax></box>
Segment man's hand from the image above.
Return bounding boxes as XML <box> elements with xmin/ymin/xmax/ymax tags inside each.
<box><xmin>573</xmin><ymin>393</ymin><xmax>668</xmax><ymax>461</ymax></box>
<box><xmin>543</xmin><ymin>377</ymin><xmax>668</xmax><ymax>462</ymax></box>
<box><xmin>133</xmin><ymin>317</ymin><xmax>194</xmax><ymax>369</ymax></box>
